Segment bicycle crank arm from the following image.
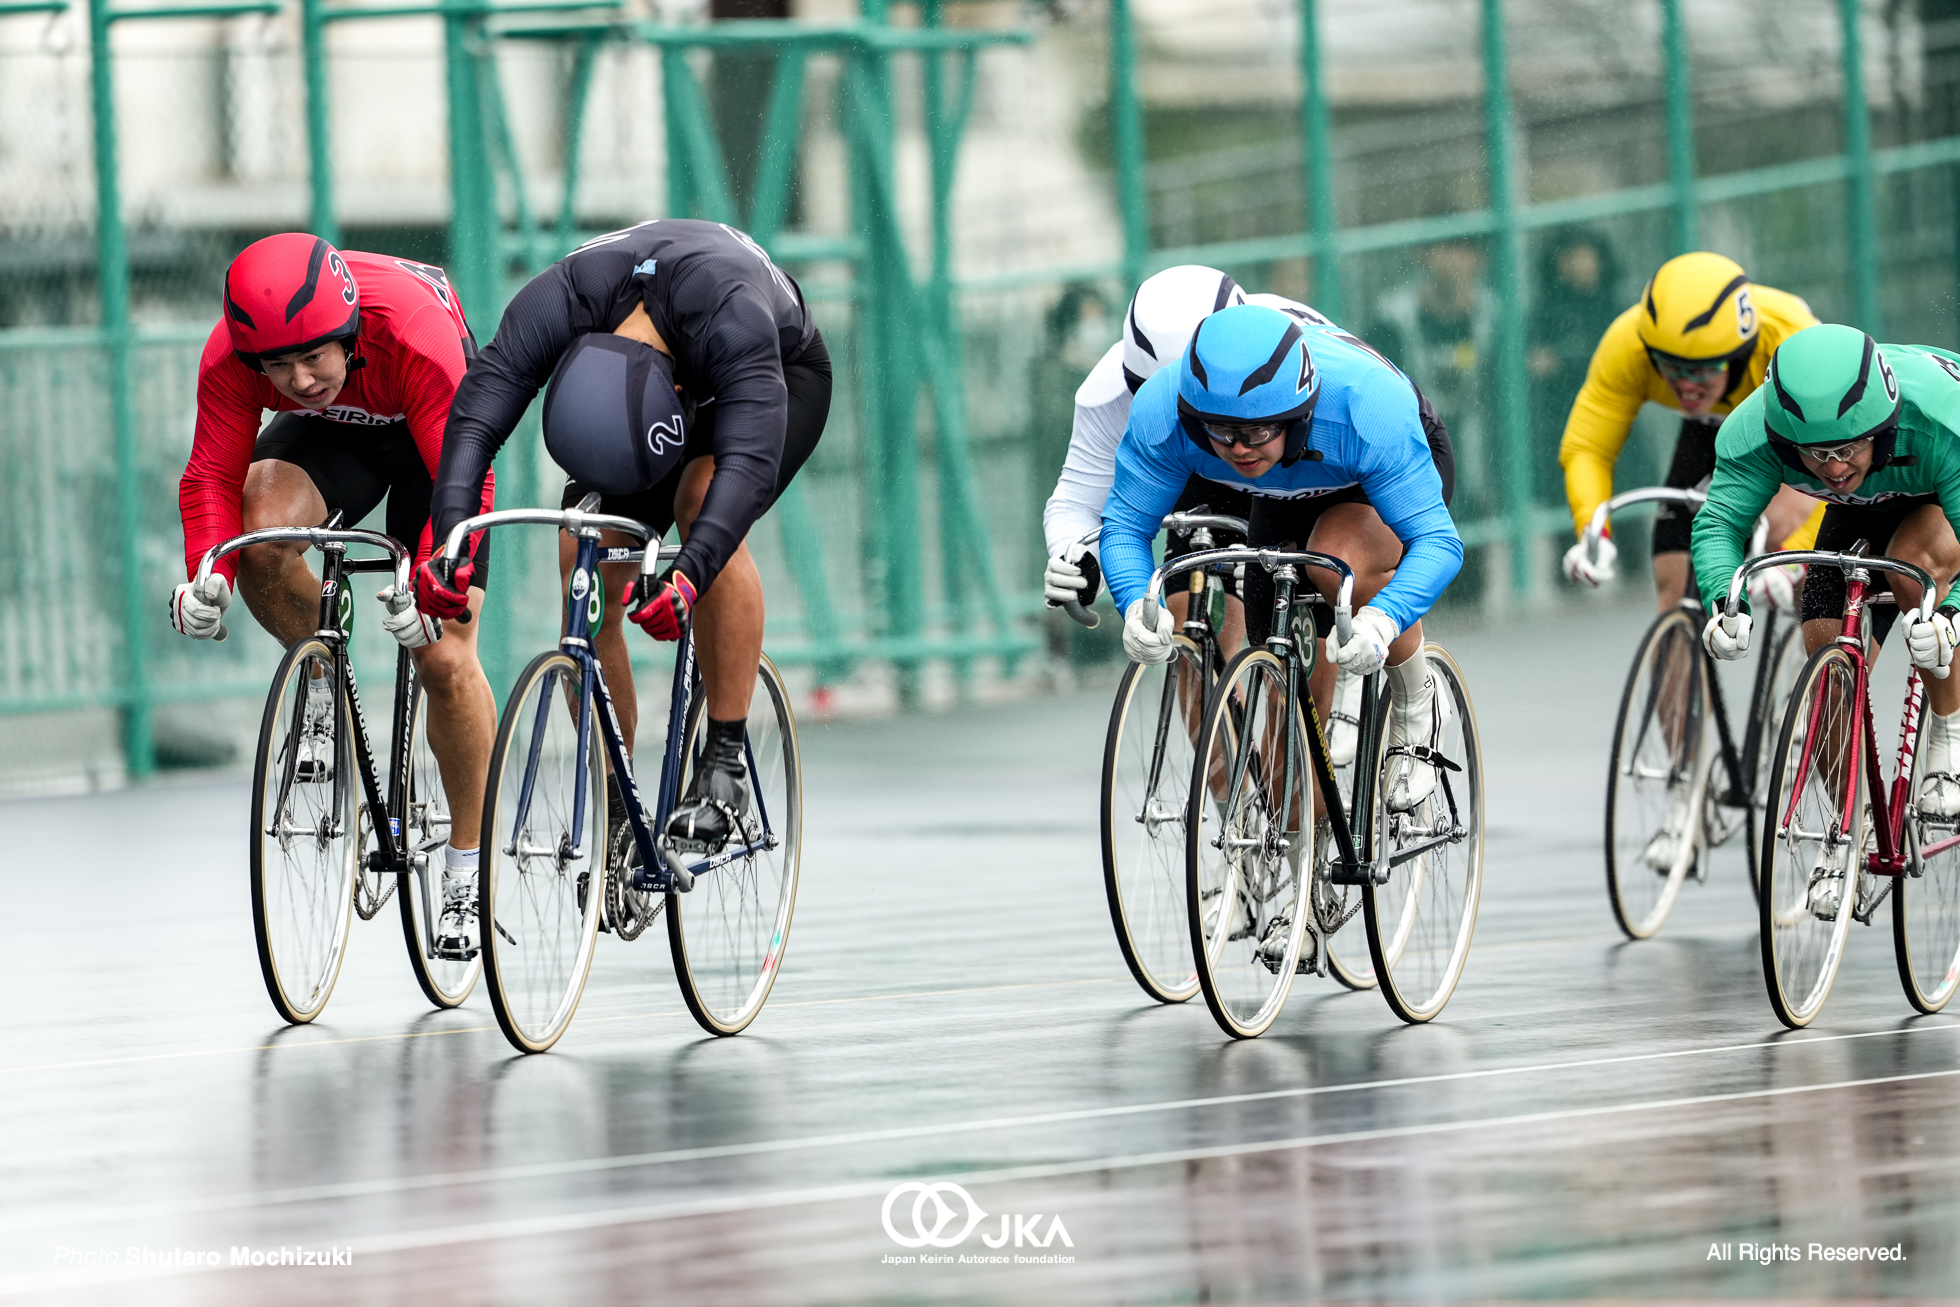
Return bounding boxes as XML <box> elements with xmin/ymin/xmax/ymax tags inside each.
<box><xmin>1387</xmin><ymin>826</ymin><xmax>1466</xmax><ymax>869</ymax></box>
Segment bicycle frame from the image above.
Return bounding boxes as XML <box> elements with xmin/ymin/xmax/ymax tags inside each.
<box><xmin>199</xmin><ymin>520</ymin><xmax>422</xmax><ymax>892</ymax></box>
<box><xmin>1728</xmin><ymin>547</ymin><xmax>1940</xmax><ymax>882</ymax></box>
<box><xmin>441</xmin><ymin>505</ymin><xmax>781</xmax><ymax>897</ymax></box>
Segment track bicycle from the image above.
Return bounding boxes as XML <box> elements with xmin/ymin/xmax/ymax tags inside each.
<box><xmin>1729</xmin><ymin>544</ymin><xmax>1960</xmax><ymax>1027</ymax></box>
<box><xmin>1082</xmin><ymin>514</ymin><xmax>1380</xmax><ymax>1003</ymax></box>
<box><xmin>438</xmin><ymin>497</ymin><xmax>801</xmax><ymax>1053</ymax></box>
<box><xmin>1577</xmin><ymin>488</ymin><xmax>1804</xmax><ymax>939</ymax></box>
<box><xmin>198</xmin><ymin>515</ymin><xmax>474</xmax><ymax>1024</ymax></box>
<box><xmin>1140</xmin><ymin>545</ymin><xmax>1484</xmax><ymax>1036</ymax></box>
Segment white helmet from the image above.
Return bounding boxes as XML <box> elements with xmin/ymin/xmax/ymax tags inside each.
<box><xmin>1121</xmin><ymin>265</ymin><xmax>1246</xmax><ymax>393</ymax></box>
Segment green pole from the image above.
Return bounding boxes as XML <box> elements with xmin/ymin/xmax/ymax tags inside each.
<box><xmin>301</xmin><ymin>0</ymin><xmax>339</xmax><ymax>244</ymax></box>
<box><xmin>1840</xmin><ymin>0</ymin><xmax>1880</xmax><ymax>333</ymax></box>
<box><xmin>444</xmin><ymin>9</ymin><xmax>495</xmax><ymax>322</ymax></box>
<box><xmin>88</xmin><ymin>0</ymin><xmax>153</xmax><ymax>779</ymax></box>
<box><xmin>1660</xmin><ymin>0</ymin><xmax>1697</xmax><ymax>252</ymax></box>
<box><xmin>1109</xmin><ymin>0</ymin><xmax>1147</xmax><ymax>292</ymax></box>
<box><xmin>1481</xmin><ymin>0</ymin><xmax>1533</xmax><ymax>597</ymax></box>
<box><xmin>1298</xmin><ymin>0</ymin><xmax>1342</xmax><ymax>321</ymax></box>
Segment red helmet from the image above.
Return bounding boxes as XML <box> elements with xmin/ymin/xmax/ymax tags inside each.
<box><xmin>223</xmin><ymin>233</ymin><xmax>361</xmax><ymax>370</ymax></box>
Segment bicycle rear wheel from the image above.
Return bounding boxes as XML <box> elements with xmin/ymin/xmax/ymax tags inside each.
<box><xmin>1364</xmin><ymin>645</ymin><xmax>1484</xmax><ymax>1023</ymax></box>
<box><xmin>396</xmin><ymin>675</ymin><xmax>480</xmax><ymax>1009</ymax></box>
<box><xmin>481</xmin><ymin>651</ymin><xmax>606</xmax><ymax>1053</ymax></box>
<box><xmin>1759</xmin><ymin>645</ymin><xmax>1865</xmax><ymax>1028</ymax></box>
<box><xmin>1604</xmin><ymin>608</ymin><xmax>1707</xmax><ymax>939</ymax></box>
<box><xmin>668</xmin><ymin>653</ymin><xmax>801</xmax><ymax>1036</ymax></box>
<box><xmin>1896</xmin><ymin>683</ymin><xmax>1960</xmax><ymax>1012</ymax></box>
<box><xmin>1186</xmin><ymin>647</ymin><xmax>1312</xmax><ymax>1038</ymax></box>
<box><xmin>1102</xmin><ymin>639</ymin><xmax>1208</xmax><ymax>1003</ymax></box>
<box><xmin>250</xmin><ymin>639</ymin><xmax>359</xmax><ymax>1024</ymax></box>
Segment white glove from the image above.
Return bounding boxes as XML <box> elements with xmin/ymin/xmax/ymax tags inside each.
<box><xmin>1330</xmin><ymin>605</ymin><xmax>1400</xmax><ymax>675</ymax></box>
<box><xmin>1043</xmin><ymin>540</ymin><xmax>1102</xmax><ymax>607</ymax></box>
<box><xmin>1122</xmin><ymin>598</ymin><xmax>1175</xmax><ymax>665</ymax></box>
<box><xmin>1746</xmin><ymin>563</ymin><xmax>1804</xmax><ymax>612</ymax></box>
<box><xmin>169</xmin><ymin>574</ymin><xmax>231</xmax><ymax>640</ymax></box>
<box><xmin>1703</xmin><ymin>610</ymin><xmax>1753</xmax><ymax>661</ymax></box>
<box><xmin>1907</xmin><ymin>609</ymin><xmax>1957</xmax><ymax>680</ymax></box>
<box><xmin>1562</xmin><ymin>534</ymin><xmax>1617</xmax><ymax>587</ymax></box>
<box><xmin>378</xmin><ymin>584</ymin><xmax>440</xmax><ymax>649</ymax></box>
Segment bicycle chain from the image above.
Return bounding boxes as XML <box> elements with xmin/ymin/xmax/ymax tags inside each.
<box><xmin>606</xmin><ymin>822</ymin><xmax>664</xmax><ymax>941</ymax></box>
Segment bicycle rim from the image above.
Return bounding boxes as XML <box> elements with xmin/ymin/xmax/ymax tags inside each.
<box><xmin>1364</xmin><ymin>645</ymin><xmax>1484</xmax><ymax>1023</ymax></box>
<box><xmin>482</xmin><ymin>651</ymin><xmax>606</xmax><ymax>1053</ymax></box>
<box><xmin>398</xmin><ymin>678</ymin><xmax>480</xmax><ymax>1009</ymax></box>
<box><xmin>1102</xmin><ymin>640</ymin><xmax>1206</xmax><ymax>1003</ymax></box>
<box><xmin>1760</xmin><ymin>645</ymin><xmax>1864</xmax><ymax>1028</ymax></box>
<box><xmin>669</xmin><ymin>654</ymin><xmax>801</xmax><ymax>1036</ymax></box>
<box><xmin>1604</xmin><ymin>609</ymin><xmax>1706</xmax><ymax>939</ymax></box>
<box><xmin>250</xmin><ymin>639</ymin><xmax>359</xmax><ymax>1024</ymax></box>
<box><xmin>1897</xmin><ymin>686</ymin><xmax>1960</xmax><ymax>1012</ymax></box>
<box><xmin>1186</xmin><ymin>647</ymin><xmax>1310</xmax><ymax>1038</ymax></box>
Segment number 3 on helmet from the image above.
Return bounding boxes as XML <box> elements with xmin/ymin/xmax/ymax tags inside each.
<box><xmin>223</xmin><ymin>233</ymin><xmax>361</xmax><ymax>372</ymax></box>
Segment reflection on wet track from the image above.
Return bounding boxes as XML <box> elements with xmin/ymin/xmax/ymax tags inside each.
<box><xmin>3</xmin><ymin>601</ymin><xmax>1957</xmax><ymax>1303</ymax></box>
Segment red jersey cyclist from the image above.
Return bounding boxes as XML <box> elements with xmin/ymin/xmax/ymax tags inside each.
<box><xmin>172</xmin><ymin>234</ymin><xmax>497</xmax><ymax>959</ymax></box>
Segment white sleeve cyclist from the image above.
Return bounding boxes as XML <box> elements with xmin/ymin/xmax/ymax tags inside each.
<box><xmin>1042</xmin><ymin>342</ymin><xmax>1132</xmax><ymax>559</ymax></box>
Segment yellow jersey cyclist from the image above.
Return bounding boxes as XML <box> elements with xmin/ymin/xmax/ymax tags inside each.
<box><xmin>1693</xmin><ymin>324</ymin><xmax>1960</xmax><ymax>816</ymax></box>
<box><xmin>1558</xmin><ymin>251</ymin><xmax>1823</xmax><ymax>610</ymax></box>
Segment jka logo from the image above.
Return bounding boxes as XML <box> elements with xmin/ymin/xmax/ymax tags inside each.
<box><xmin>880</xmin><ymin>1182</ymin><xmax>1073</xmax><ymax>1251</ymax></box>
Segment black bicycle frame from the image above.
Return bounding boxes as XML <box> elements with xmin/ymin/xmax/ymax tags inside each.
<box><xmin>502</xmin><ymin>531</ymin><xmax>777</xmax><ymax>897</ymax></box>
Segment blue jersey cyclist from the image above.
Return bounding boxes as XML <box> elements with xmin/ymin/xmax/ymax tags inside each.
<box><xmin>1101</xmin><ymin>303</ymin><xmax>1464</xmax><ymax>810</ymax></box>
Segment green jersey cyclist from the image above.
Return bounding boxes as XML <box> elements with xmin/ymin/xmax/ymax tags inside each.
<box><xmin>1692</xmin><ymin>323</ymin><xmax>1960</xmax><ymax>816</ymax></box>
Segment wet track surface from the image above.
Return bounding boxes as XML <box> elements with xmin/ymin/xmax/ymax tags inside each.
<box><xmin>4</xmin><ymin>598</ymin><xmax>1960</xmax><ymax>1304</ymax></box>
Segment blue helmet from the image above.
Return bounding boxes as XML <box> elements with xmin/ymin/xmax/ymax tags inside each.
<box><xmin>1176</xmin><ymin>304</ymin><xmax>1321</xmax><ymax>465</ymax></box>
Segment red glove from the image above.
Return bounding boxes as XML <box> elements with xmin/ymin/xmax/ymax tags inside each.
<box><xmin>414</xmin><ymin>556</ymin><xmax>474</xmax><ymax>621</ymax></box>
<box><xmin>626</xmin><ymin>568</ymin><xmax>696</xmax><ymax>642</ymax></box>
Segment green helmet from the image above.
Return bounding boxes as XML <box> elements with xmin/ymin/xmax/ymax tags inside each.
<box><xmin>1763</xmin><ymin>324</ymin><xmax>1902</xmax><ymax>473</ymax></box>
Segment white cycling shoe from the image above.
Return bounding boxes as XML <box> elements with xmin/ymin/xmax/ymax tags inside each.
<box><xmin>1328</xmin><ymin>671</ymin><xmax>1363</xmax><ymax>768</ymax></box>
<box><xmin>434</xmin><ymin>871</ymin><xmax>480</xmax><ymax>960</ymax></box>
<box><xmin>1917</xmin><ymin>708</ymin><xmax>1960</xmax><ymax>818</ymax></box>
<box><xmin>1385</xmin><ymin>658</ymin><xmax>1453</xmax><ymax>812</ymax></box>
<box><xmin>294</xmin><ymin>682</ymin><xmax>336</xmax><ymax>783</ymax></box>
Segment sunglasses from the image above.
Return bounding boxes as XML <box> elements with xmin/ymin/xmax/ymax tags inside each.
<box><xmin>1794</xmin><ymin>435</ymin><xmax>1875</xmax><ymax>466</ymax></box>
<box><xmin>1649</xmin><ymin>352</ymin><xmax>1729</xmax><ymax>383</ymax></box>
<box><xmin>1202</xmin><ymin>421</ymin><xmax>1286</xmax><ymax>449</ymax></box>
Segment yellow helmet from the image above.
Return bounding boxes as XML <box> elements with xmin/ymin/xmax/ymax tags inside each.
<box><xmin>1635</xmin><ymin>252</ymin><xmax>1760</xmax><ymax>363</ymax></box>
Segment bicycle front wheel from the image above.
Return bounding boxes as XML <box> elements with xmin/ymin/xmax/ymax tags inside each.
<box><xmin>1102</xmin><ymin>639</ymin><xmax>1208</xmax><ymax>1003</ymax></box>
<box><xmin>481</xmin><ymin>651</ymin><xmax>606</xmax><ymax>1053</ymax></box>
<box><xmin>668</xmin><ymin>653</ymin><xmax>801</xmax><ymax>1036</ymax></box>
<box><xmin>250</xmin><ymin>639</ymin><xmax>359</xmax><ymax>1024</ymax></box>
<box><xmin>1186</xmin><ymin>647</ymin><xmax>1312</xmax><ymax>1038</ymax></box>
<box><xmin>1897</xmin><ymin>683</ymin><xmax>1960</xmax><ymax>1013</ymax></box>
<box><xmin>1604</xmin><ymin>608</ymin><xmax>1706</xmax><ymax>939</ymax></box>
<box><xmin>396</xmin><ymin>673</ymin><xmax>480</xmax><ymax>1009</ymax></box>
<box><xmin>1760</xmin><ymin>645</ymin><xmax>1865</xmax><ymax>1028</ymax></box>
<box><xmin>1363</xmin><ymin>644</ymin><xmax>1484</xmax><ymax>1023</ymax></box>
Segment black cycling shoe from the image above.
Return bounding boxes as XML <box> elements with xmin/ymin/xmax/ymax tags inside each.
<box><xmin>664</xmin><ymin>717</ymin><xmax>751</xmax><ymax>854</ymax></box>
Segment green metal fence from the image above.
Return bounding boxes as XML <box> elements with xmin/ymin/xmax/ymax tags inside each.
<box><xmin>2</xmin><ymin>0</ymin><xmax>1958</xmax><ymax>790</ymax></box>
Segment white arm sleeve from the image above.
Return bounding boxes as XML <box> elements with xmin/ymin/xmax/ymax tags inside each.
<box><xmin>1042</xmin><ymin>344</ymin><xmax>1133</xmax><ymax>559</ymax></box>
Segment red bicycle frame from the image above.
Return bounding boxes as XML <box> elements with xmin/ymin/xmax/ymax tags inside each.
<box><xmin>1779</xmin><ymin>571</ymin><xmax>1929</xmax><ymax>877</ymax></box>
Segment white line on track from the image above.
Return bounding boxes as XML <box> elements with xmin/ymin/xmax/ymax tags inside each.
<box><xmin>7</xmin><ymin>1060</ymin><xmax>1960</xmax><ymax>1299</ymax></box>
<box><xmin>5</xmin><ymin>1016</ymin><xmax>1954</xmax><ymax>1237</ymax></box>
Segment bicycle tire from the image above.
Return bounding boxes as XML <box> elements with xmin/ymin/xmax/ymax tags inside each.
<box><xmin>481</xmin><ymin>651</ymin><xmax>607</xmax><ymax>1053</ymax></box>
<box><xmin>396</xmin><ymin>674</ymin><xmax>480</xmax><ymax>1009</ymax></box>
<box><xmin>1759</xmin><ymin>644</ymin><xmax>1865</xmax><ymax>1029</ymax></box>
<box><xmin>1895</xmin><ymin>682</ymin><xmax>1960</xmax><ymax>1013</ymax></box>
<box><xmin>1186</xmin><ymin>646</ymin><xmax>1312</xmax><ymax>1038</ymax></box>
<box><xmin>668</xmin><ymin>652</ymin><xmax>802</xmax><ymax>1036</ymax></box>
<box><xmin>250</xmin><ymin>638</ymin><xmax>359</xmax><ymax>1025</ymax></box>
<box><xmin>1604</xmin><ymin>608</ymin><xmax>1707</xmax><ymax>939</ymax></box>
<box><xmin>1363</xmin><ymin>644</ymin><xmax>1484</xmax><ymax>1023</ymax></box>
<box><xmin>1102</xmin><ymin>638</ymin><xmax>1208</xmax><ymax>1004</ymax></box>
